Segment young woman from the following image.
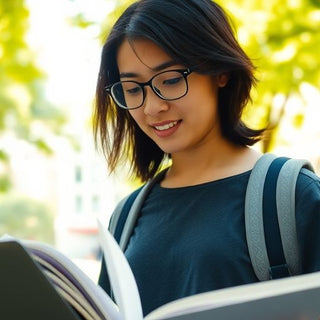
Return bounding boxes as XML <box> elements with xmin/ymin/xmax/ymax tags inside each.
<box><xmin>94</xmin><ymin>0</ymin><xmax>320</xmax><ymax>316</ymax></box>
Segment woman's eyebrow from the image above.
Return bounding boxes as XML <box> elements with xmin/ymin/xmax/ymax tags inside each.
<box><xmin>119</xmin><ymin>60</ymin><xmax>177</xmax><ymax>79</ymax></box>
<box><xmin>152</xmin><ymin>60</ymin><xmax>177</xmax><ymax>71</ymax></box>
<box><xmin>119</xmin><ymin>72</ymin><xmax>139</xmax><ymax>79</ymax></box>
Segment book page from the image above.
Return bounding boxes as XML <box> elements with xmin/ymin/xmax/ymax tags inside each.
<box><xmin>25</xmin><ymin>239</ymin><xmax>119</xmax><ymax>319</ymax></box>
<box><xmin>0</xmin><ymin>235</ymin><xmax>120</xmax><ymax>320</ymax></box>
<box><xmin>33</xmin><ymin>255</ymin><xmax>82</xmax><ymax>299</ymax></box>
<box><xmin>41</xmin><ymin>266</ymin><xmax>100</xmax><ymax>320</ymax></box>
<box><xmin>44</xmin><ymin>270</ymin><xmax>97</xmax><ymax>320</ymax></box>
<box><xmin>97</xmin><ymin>220</ymin><xmax>143</xmax><ymax>320</ymax></box>
<box><xmin>145</xmin><ymin>271</ymin><xmax>320</xmax><ymax>320</ymax></box>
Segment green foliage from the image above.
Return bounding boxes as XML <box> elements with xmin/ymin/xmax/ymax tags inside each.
<box><xmin>98</xmin><ymin>0</ymin><xmax>134</xmax><ymax>41</ymax></box>
<box><xmin>0</xmin><ymin>0</ymin><xmax>68</xmax><ymax>194</ymax></box>
<box><xmin>256</xmin><ymin>1</ymin><xmax>320</xmax><ymax>92</ymax></box>
<box><xmin>0</xmin><ymin>150</ymin><xmax>11</xmax><ymax>193</ymax></box>
<box><xmin>0</xmin><ymin>0</ymin><xmax>42</xmax><ymax>126</ymax></box>
<box><xmin>215</xmin><ymin>0</ymin><xmax>320</xmax><ymax>151</ymax></box>
<box><xmin>0</xmin><ymin>0</ymin><xmax>66</xmax><ymax>147</ymax></box>
<box><xmin>0</xmin><ymin>150</ymin><xmax>9</xmax><ymax>162</ymax></box>
<box><xmin>0</xmin><ymin>195</ymin><xmax>55</xmax><ymax>243</ymax></box>
<box><xmin>67</xmin><ymin>13</ymin><xmax>95</xmax><ymax>28</ymax></box>
<box><xmin>0</xmin><ymin>175</ymin><xmax>11</xmax><ymax>193</ymax></box>
<box><xmin>31</xmin><ymin>139</ymin><xmax>53</xmax><ymax>155</ymax></box>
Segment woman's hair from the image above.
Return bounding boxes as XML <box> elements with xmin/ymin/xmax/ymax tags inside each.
<box><xmin>94</xmin><ymin>0</ymin><xmax>264</xmax><ymax>181</ymax></box>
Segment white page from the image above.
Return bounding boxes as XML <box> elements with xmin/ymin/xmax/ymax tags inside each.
<box><xmin>0</xmin><ymin>235</ymin><xmax>120</xmax><ymax>320</ymax></box>
<box><xmin>97</xmin><ymin>220</ymin><xmax>143</xmax><ymax>320</ymax></box>
<box><xmin>33</xmin><ymin>255</ymin><xmax>81</xmax><ymax>299</ymax></box>
<box><xmin>146</xmin><ymin>271</ymin><xmax>320</xmax><ymax>320</ymax></box>
<box><xmin>25</xmin><ymin>240</ymin><xmax>119</xmax><ymax>320</ymax></box>
<box><xmin>41</xmin><ymin>267</ymin><xmax>101</xmax><ymax>320</ymax></box>
<box><xmin>44</xmin><ymin>270</ymin><xmax>97</xmax><ymax>320</ymax></box>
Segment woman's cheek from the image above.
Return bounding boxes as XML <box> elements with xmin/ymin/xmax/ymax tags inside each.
<box><xmin>129</xmin><ymin>110</ymin><xmax>149</xmax><ymax>134</ymax></box>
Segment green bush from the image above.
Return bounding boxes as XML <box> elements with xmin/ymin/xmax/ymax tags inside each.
<box><xmin>0</xmin><ymin>196</ymin><xmax>55</xmax><ymax>244</ymax></box>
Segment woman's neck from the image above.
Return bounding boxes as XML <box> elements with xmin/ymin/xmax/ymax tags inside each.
<box><xmin>162</xmin><ymin>141</ymin><xmax>261</xmax><ymax>188</ymax></box>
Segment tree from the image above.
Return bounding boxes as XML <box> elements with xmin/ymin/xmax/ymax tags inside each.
<box><xmin>0</xmin><ymin>0</ymin><xmax>66</xmax><ymax>192</ymax></box>
<box><xmin>218</xmin><ymin>0</ymin><xmax>320</xmax><ymax>151</ymax></box>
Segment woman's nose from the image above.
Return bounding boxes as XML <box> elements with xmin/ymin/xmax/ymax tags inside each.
<box><xmin>143</xmin><ymin>87</ymin><xmax>170</xmax><ymax>116</ymax></box>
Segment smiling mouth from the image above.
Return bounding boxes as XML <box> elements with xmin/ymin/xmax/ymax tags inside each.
<box><xmin>154</xmin><ymin>120</ymin><xmax>180</xmax><ymax>131</ymax></box>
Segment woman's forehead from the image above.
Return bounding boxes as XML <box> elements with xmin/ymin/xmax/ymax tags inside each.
<box><xmin>116</xmin><ymin>38</ymin><xmax>178</xmax><ymax>74</ymax></box>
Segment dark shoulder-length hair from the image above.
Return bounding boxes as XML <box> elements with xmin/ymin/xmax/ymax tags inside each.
<box><xmin>94</xmin><ymin>0</ymin><xmax>264</xmax><ymax>182</ymax></box>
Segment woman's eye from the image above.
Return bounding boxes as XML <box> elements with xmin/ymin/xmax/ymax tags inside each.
<box><xmin>126</xmin><ymin>86</ymin><xmax>142</xmax><ymax>95</ymax></box>
<box><xmin>163</xmin><ymin>76</ymin><xmax>183</xmax><ymax>85</ymax></box>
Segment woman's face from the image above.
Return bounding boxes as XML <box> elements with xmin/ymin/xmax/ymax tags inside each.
<box><xmin>116</xmin><ymin>38</ymin><xmax>227</xmax><ymax>156</ymax></box>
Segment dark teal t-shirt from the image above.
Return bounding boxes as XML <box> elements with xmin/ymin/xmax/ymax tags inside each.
<box><xmin>100</xmin><ymin>169</ymin><xmax>320</xmax><ymax>316</ymax></box>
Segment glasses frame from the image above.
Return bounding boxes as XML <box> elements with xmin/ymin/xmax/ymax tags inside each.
<box><xmin>105</xmin><ymin>68</ymin><xmax>192</xmax><ymax>110</ymax></box>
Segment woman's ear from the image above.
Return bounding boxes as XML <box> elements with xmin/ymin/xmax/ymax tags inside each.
<box><xmin>217</xmin><ymin>73</ymin><xmax>229</xmax><ymax>87</ymax></box>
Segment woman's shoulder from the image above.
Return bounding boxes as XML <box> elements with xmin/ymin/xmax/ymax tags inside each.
<box><xmin>295</xmin><ymin>166</ymin><xmax>320</xmax><ymax>210</ymax></box>
<box><xmin>297</xmin><ymin>167</ymin><xmax>320</xmax><ymax>192</ymax></box>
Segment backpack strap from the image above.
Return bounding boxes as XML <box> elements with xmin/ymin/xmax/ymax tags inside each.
<box><xmin>245</xmin><ymin>153</ymin><xmax>314</xmax><ymax>281</ymax></box>
<box><xmin>245</xmin><ymin>153</ymin><xmax>281</xmax><ymax>281</ymax></box>
<box><xmin>99</xmin><ymin>170</ymin><xmax>167</xmax><ymax>293</ymax></box>
<box><xmin>110</xmin><ymin>187</ymin><xmax>143</xmax><ymax>244</ymax></box>
<box><xmin>262</xmin><ymin>156</ymin><xmax>291</xmax><ymax>279</ymax></box>
<box><xmin>275</xmin><ymin>159</ymin><xmax>314</xmax><ymax>276</ymax></box>
<box><xmin>110</xmin><ymin>169</ymin><xmax>167</xmax><ymax>250</ymax></box>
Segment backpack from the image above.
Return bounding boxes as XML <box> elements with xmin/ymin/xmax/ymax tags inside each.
<box><xmin>107</xmin><ymin>153</ymin><xmax>315</xmax><ymax>281</ymax></box>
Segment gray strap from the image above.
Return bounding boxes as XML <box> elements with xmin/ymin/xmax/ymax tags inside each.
<box><xmin>119</xmin><ymin>170</ymin><xmax>167</xmax><ymax>251</ymax></box>
<box><xmin>109</xmin><ymin>196</ymin><xmax>131</xmax><ymax>235</ymax></box>
<box><xmin>276</xmin><ymin>159</ymin><xmax>314</xmax><ymax>276</ymax></box>
<box><xmin>245</xmin><ymin>153</ymin><xmax>276</xmax><ymax>281</ymax></box>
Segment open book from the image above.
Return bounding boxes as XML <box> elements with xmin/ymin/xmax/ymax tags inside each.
<box><xmin>2</xmin><ymin>222</ymin><xmax>320</xmax><ymax>320</ymax></box>
<box><xmin>0</xmin><ymin>234</ymin><xmax>119</xmax><ymax>320</ymax></box>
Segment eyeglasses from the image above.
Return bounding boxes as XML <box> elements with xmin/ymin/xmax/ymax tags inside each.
<box><xmin>105</xmin><ymin>68</ymin><xmax>192</xmax><ymax>110</ymax></box>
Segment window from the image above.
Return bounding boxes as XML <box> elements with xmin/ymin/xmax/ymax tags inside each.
<box><xmin>91</xmin><ymin>195</ymin><xmax>100</xmax><ymax>213</ymax></box>
<box><xmin>75</xmin><ymin>195</ymin><xmax>83</xmax><ymax>213</ymax></box>
<box><xmin>75</xmin><ymin>166</ymin><xmax>82</xmax><ymax>183</ymax></box>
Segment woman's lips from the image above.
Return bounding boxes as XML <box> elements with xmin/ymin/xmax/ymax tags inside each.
<box><xmin>151</xmin><ymin>120</ymin><xmax>182</xmax><ymax>138</ymax></box>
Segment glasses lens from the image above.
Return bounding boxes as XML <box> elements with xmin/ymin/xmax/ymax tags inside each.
<box><xmin>152</xmin><ymin>71</ymin><xmax>187</xmax><ymax>100</ymax></box>
<box><xmin>111</xmin><ymin>81</ymin><xmax>143</xmax><ymax>109</ymax></box>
